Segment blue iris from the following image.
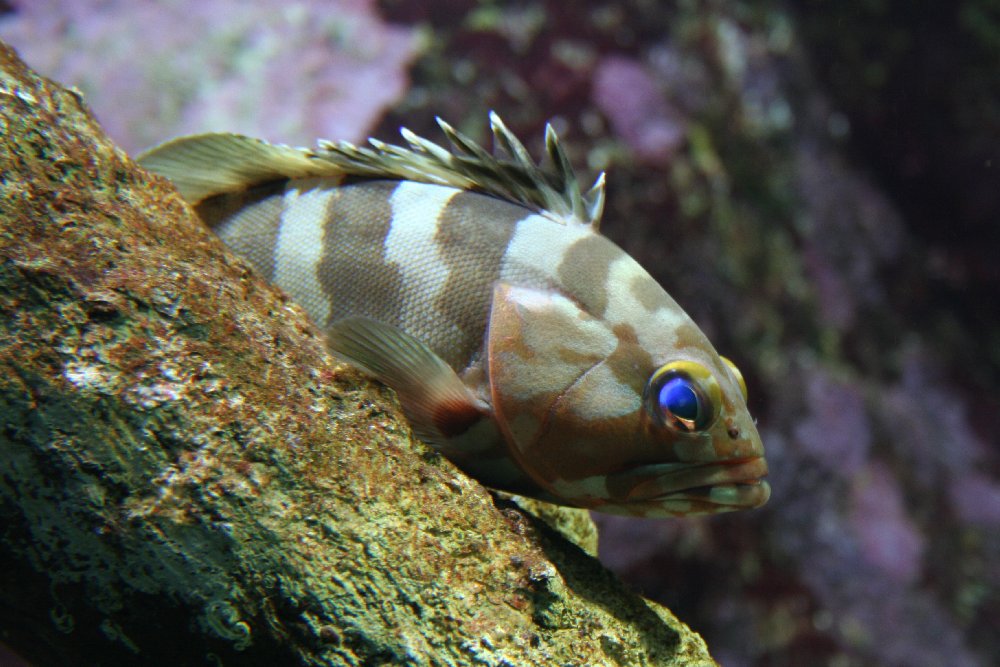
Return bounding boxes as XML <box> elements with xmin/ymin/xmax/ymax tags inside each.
<box><xmin>658</xmin><ymin>376</ymin><xmax>702</xmax><ymax>428</ymax></box>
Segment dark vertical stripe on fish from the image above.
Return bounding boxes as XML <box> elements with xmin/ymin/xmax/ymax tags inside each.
<box><xmin>197</xmin><ymin>181</ymin><xmax>287</xmax><ymax>281</ymax></box>
<box><xmin>555</xmin><ymin>233</ymin><xmax>619</xmax><ymax>318</ymax></box>
<box><xmin>317</xmin><ymin>180</ymin><xmax>406</xmax><ymax>329</ymax></box>
<box><xmin>433</xmin><ymin>191</ymin><xmax>524</xmax><ymax>366</ymax></box>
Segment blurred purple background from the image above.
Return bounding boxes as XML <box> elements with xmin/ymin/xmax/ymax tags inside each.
<box><xmin>0</xmin><ymin>0</ymin><xmax>422</xmax><ymax>152</ymax></box>
<box><xmin>3</xmin><ymin>1</ymin><xmax>998</xmax><ymax>665</ymax></box>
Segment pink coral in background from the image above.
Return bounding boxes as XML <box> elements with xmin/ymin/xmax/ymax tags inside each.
<box><xmin>591</xmin><ymin>55</ymin><xmax>686</xmax><ymax>165</ymax></box>
<box><xmin>849</xmin><ymin>462</ymin><xmax>925</xmax><ymax>584</ymax></box>
<box><xmin>949</xmin><ymin>472</ymin><xmax>1000</xmax><ymax>526</ymax></box>
<box><xmin>793</xmin><ymin>368</ymin><xmax>872</xmax><ymax>477</ymax></box>
<box><xmin>0</xmin><ymin>0</ymin><xmax>422</xmax><ymax>152</ymax></box>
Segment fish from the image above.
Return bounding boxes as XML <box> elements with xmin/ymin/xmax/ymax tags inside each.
<box><xmin>137</xmin><ymin>113</ymin><xmax>769</xmax><ymax>517</ymax></box>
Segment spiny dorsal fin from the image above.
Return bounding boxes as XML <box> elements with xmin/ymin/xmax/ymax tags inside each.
<box><xmin>136</xmin><ymin>133</ymin><xmax>340</xmax><ymax>204</ymax></box>
<box><xmin>138</xmin><ymin>114</ymin><xmax>607</xmax><ymax>228</ymax></box>
<box><xmin>317</xmin><ymin>112</ymin><xmax>607</xmax><ymax>228</ymax></box>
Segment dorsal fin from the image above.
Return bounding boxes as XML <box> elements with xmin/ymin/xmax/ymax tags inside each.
<box><xmin>316</xmin><ymin>112</ymin><xmax>606</xmax><ymax>227</ymax></box>
<box><xmin>138</xmin><ymin>114</ymin><xmax>607</xmax><ymax>227</ymax></box>
<box><xmin>136</xmin><ymin>133</ymin><xmax>341</xmax><ymax>204</ymax></box>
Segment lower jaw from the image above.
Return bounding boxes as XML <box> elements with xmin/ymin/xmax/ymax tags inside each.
<box><xmin>592</xmin><ymin>482</ymin><xmax>770</xmax><ymax>517</ymax></box>
<box><xmin>686</xmin><ymin>478</ymin><xmax>771</xmax><ymax>508</ymax></box>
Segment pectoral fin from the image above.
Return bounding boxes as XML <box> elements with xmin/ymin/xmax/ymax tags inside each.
<box><xmin>326</xmin><ymin>317</ymin><xmax>488</xmax><ymax>448</ymax></box>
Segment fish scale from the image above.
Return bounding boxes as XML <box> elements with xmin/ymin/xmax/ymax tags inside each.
<box><xmin>138</xmin><ymin>114</ymin><xmax>770</xmax><ymax>517</ymax></box>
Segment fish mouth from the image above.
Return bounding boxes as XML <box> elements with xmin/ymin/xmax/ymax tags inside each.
<box><xmin>612</xmin><ymin>457</ymin><xmax>771</xmax><ymax>512</ymax></box>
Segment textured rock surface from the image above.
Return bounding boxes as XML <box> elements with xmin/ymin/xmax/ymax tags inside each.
<box><xmin>0</xmin><ymin>42</ymin><xmax>715</xmax><ymax>666</ymax></box>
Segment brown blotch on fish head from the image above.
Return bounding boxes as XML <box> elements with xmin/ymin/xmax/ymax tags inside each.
<box><xmin>555</xmin><ymin>233</ymin><xmax>620</xmax><ymax>317</ymax></box>
<box><xmin>607</xmin><ymin>323</ymin><xmax>655</xmax><ymax>395</ymax></box>
<box><xmin>629</xmin><ymin>272</ymin><xmax>673</xmax><ymax>312</ymax></box>
<box><xmin>672</xmin><ymin>321</ymin><xmax>713</xmax><ymax>353</ymax></box>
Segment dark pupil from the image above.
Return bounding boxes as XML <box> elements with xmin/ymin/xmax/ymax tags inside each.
<box><xmin>658</xmin><ymin>377</ymin><xmax>700</xmax><ymax>426</ymax></box>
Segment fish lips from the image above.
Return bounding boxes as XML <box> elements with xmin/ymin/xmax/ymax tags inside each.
<box><xmin>613</xmin><ymin>457</ymin><xmax>771</xmax><ymax>510</ymax></box>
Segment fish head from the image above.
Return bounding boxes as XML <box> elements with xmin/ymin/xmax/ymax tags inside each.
<box><xmin>488</xmin><ymin>280</ymin><xmax>769</xmax><ymax>517</ymax></box>
<box><xmin>603</xmin><ymin>344</ymin><xmax>770</xmax><ymax>517</ymax></box>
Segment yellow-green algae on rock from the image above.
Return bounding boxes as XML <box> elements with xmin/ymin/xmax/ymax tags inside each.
<box><xmin>0</xmin><ymin>41</ymin><xmax>716</xmax><ymax>666</ymax></box>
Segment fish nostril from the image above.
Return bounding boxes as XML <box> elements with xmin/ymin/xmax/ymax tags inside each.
<box><xmin>727</xmin><ymin>426</ymin><xmax>740</xmax><ymax>439</ymax></box>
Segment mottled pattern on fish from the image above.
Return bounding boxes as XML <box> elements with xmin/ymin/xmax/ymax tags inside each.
<box><xmin>138</xmin><ymin>114</ymin><xmax>770</xmax><ymax>517</ymax></box>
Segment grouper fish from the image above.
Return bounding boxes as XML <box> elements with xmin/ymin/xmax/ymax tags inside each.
<box><xmin>138</xmin><ymin>113</ymin><xmax>770</xmax><ymax>517</ymax></box>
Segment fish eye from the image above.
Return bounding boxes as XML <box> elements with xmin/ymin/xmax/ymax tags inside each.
<box><xmin>644</xmin><ymin>361</ymin><xmax>720</xmax><ymax>433</ymax></box>
<box><xmin>720</xmin><ymin>356</ymin><xmax>748</xmax><ymax>401</ymax></box>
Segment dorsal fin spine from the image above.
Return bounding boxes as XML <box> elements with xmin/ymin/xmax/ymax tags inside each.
<box><xmin>140</xmin><ymin>114</ymin><xmax>607</xmax><ymax>227</ymax></box>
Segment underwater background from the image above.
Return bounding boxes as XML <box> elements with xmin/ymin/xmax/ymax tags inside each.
<box><xmin>1</xmin><ymin>1</ymin><xmax>997</xmax><ymax>665</ymax></box>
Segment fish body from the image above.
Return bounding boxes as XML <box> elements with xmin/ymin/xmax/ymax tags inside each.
<box><xmin>138</xmin><ymin>114</ymin><xmax>769</xmax><ymax>517</ymax></box>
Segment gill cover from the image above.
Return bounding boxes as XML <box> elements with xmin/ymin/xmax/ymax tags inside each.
<box><xmin>488</xmin><ymin>283</ymin><xmax>622</xmax><ymax>489</ymax></box>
